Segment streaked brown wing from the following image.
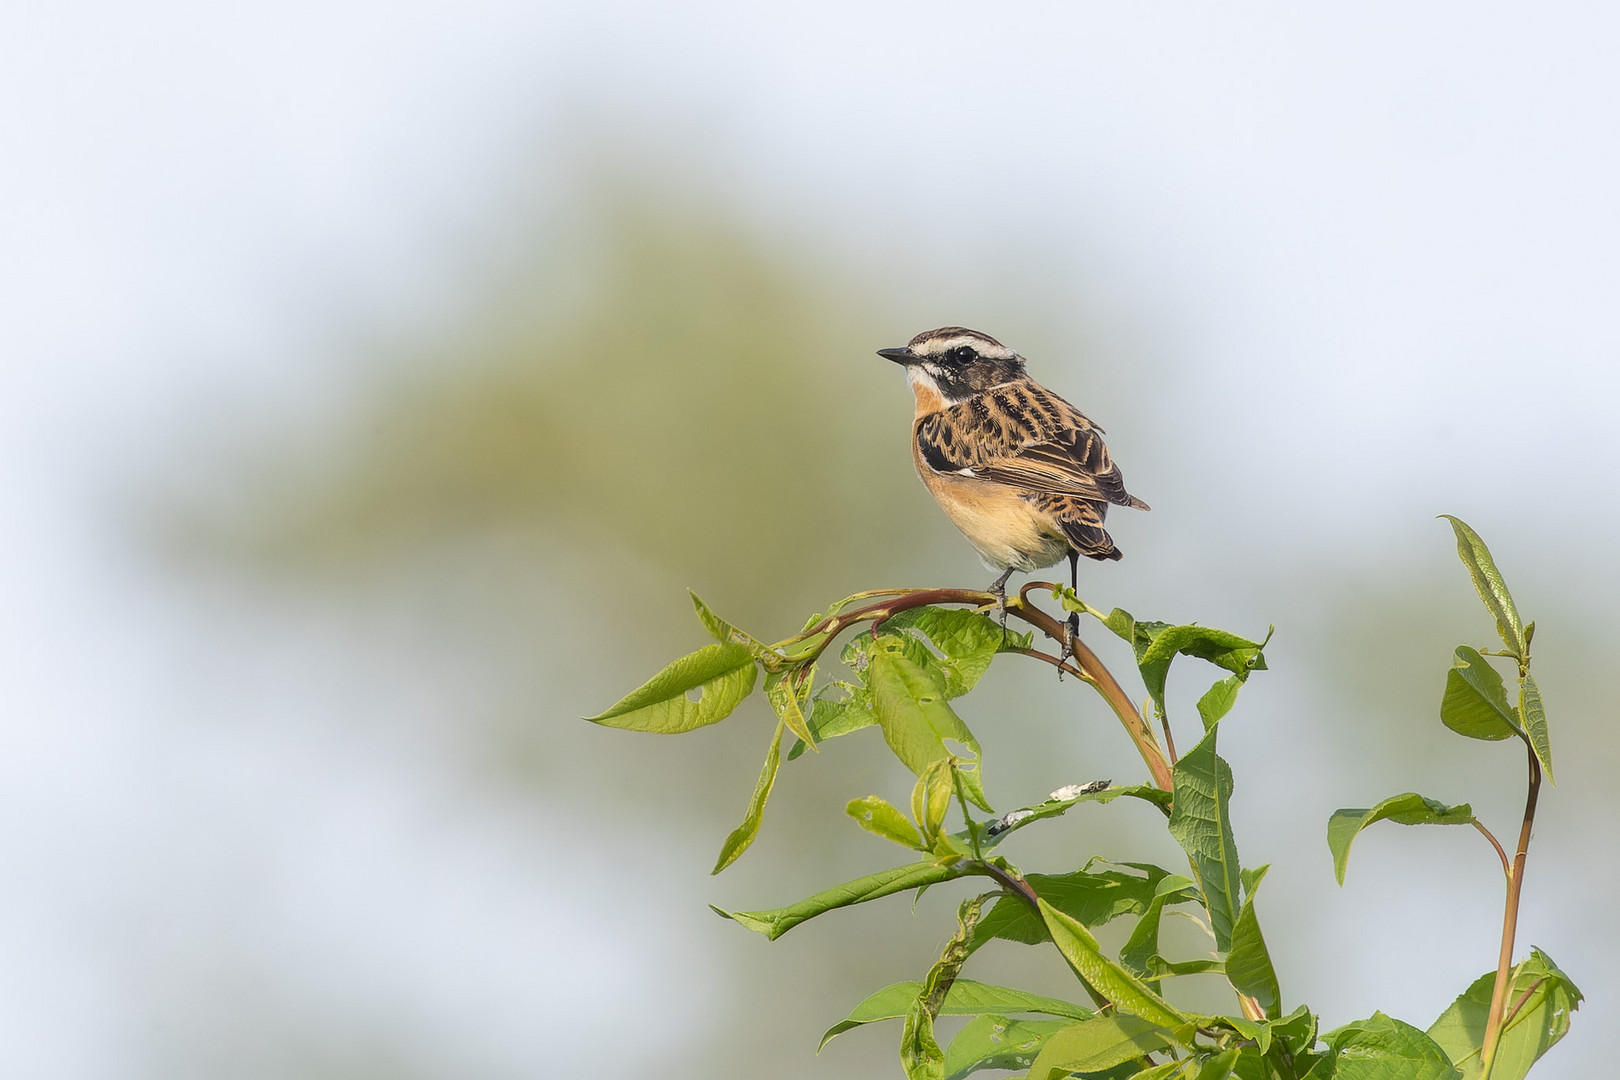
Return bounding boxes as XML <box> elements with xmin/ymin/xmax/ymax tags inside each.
<box><xmin>915</xmin><ymin>380</ymin><xmax>1149</xmax><ymax>510</ymax></box>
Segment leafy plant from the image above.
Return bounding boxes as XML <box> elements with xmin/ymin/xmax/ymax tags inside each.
<box><xmin>586</xmin><ymin>518</ymin><xmax>1579</xmax><ymax>1078</ymax></box>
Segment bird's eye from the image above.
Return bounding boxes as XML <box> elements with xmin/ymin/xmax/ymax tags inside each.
<box><xmin>948</xmin><ymin>346</ymin><xmax>977</xmax><ymax>365</ymax></box>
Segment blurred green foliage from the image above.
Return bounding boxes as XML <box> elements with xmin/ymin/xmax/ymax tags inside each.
<box><xmin>188</xmin><ymin>187</ymin><xmax>959</xmax><ymax>633</ymax></box>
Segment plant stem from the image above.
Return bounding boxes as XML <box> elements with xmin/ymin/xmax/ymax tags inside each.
<box><xmin>1003</xmin><ymin>599</ymin><xmax>1173</xmax><ymax>793</ymax></box>
<box><xmin>973</xmin><ymin>860</ymin><xmax>1042</xmax><ymax>910</ymax></box>
<box><xmin>789</xmin><ymin>587</ymin><xmax>1174</xmax><ymax>792</ymax></box>
<box><xmin>971</xmin><ymin>861</ymin><xmax>1113</xmax><ymax>1014</ymax></box>
<box><xmin>1158</xmin><ymin>709</ymin><xmax>1178</xmax><ymax>765</ymax></box>
<box><xmin>1479</xmin><ymin>741</ymin><xmax>1543</xmax><ymax>1080</ymax></box>
<box><xmin>1472</xmin><ymin>820</ymin><xmax>1511</xmax><ymax>879</ymax></box>
<box><xmin>1003</xmin><ymin>646</ymin><xmax>1095</xmax><ymax>687</ymax></box>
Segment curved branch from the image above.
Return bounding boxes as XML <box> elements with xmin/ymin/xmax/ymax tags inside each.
<box><xmin>785</xmin><ymin>586</ymin><xmax>1173</xmax><ymax>792</ymax></box>
<box><xmin>1472</xmin><ymin>820</ymin><xmax>1511</xmax><ymax>880</ymax></box>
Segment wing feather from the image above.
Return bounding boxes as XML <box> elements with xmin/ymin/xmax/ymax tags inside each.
<box><xmin>914</xmin><ymin>380</ymin><xmax>1149</xmax><ymax>510</ymax></box>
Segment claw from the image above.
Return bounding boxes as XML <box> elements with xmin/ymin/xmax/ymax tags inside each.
<box><xmin>988</xmin><ymin>566</ymin><xmax>1016</xmax><ymax>644</ymax></box>
<box><xmin>1060</xmin><ymin>612</ymin><xmax>1079</xmax><ymax>668</ymax></box>
<box><xmin>1058</xmin><ymin>549</ymin><xmax>1081</xmax><ymax>678</ymax></box>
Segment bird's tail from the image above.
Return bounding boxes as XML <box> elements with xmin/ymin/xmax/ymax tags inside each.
<box><xmin>1039</xmin><ymin>495</ymin><xmax>1124</xmax><ymax>562</ymax></box>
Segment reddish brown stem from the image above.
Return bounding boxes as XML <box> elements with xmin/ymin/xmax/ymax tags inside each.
<box><xmin>1480</xmin><ymin>742</ymin><xmax>1542</xmax><ymax>1079</ymax></box>
<box><xmin>1472</xmin><ymin>820</ymin><xmax>1511</xmax><ymax>878</ymax></box>
<box><xmin>1503</xmin><ymin>976</ymin><xmax>1546</xmax><ymax>1029</ymax></box>
<box><xmin>973</xmin><ymin>860</ymin><xmax>1042</xmax><ymax>910</ymax></box>
<box><xmin>792</xmin><ymin>586</ymin><xmax>1173</xmax><ymax>793</ymax></box>
<box><xmin>1005</xmin><ymin>599</ymin><xmax>1174</xmax><ymax>792</ymax></box>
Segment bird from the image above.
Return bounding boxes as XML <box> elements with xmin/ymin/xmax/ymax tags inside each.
<box><xmin>877</xmin><ymin>327</ymin><xmax>1148</xmax><ymax>651</ymax></box>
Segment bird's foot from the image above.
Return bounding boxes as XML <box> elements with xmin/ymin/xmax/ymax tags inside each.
<box><xmin>1058</xmin><ymin>612</ymin><xmax>1080</xmax><ymax>672</ymax></box>
<box><xmin>988</xmin><ymin>567</ymin><xmax>1016</xmax><ymax>644</ymax></box>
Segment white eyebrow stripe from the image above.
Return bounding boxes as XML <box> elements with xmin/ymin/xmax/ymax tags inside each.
<box><xmin>914</xmin><ymin>334</ymin><xmax>1018</xmax><ymax>361</ymax></box>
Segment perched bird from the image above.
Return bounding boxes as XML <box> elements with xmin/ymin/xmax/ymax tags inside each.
<box><xmin>877</xmin><ymin>327</ymin><xmax>1148</xmax><ymax>637</ymax></box>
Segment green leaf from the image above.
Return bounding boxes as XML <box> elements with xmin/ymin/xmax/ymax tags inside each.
<box><xmin>1075</xmin><ymin>602</ymin><xmax>1268</xmax><ymax>717</ymax></box>
<box><xmin>1440</xmin><ymin>646</ymin><xmax>1521</xmax><ymax>742</ymax></box>
<box><xmin>689</xmin><ymin>590</ymin><xmax>772</xmax><ymax>656</ymax></box>
<box><xmin>1520</xmin><ymin>671</ymin><xmax>1554</xmax><ymax>785</ymax></box>
<box><xmin>848</xmin><ymin>795</ymin><xmax>926</xmax><ymax>850</ymax></box>
<box><xmin>1073</xmin><ymin>601</ymin><xmax>1167</xmax><ymax>663</ymax></box>
<box><xmin>714</xmin><ymin>859</ymin><xmax>967</xmax><ymax>940</ymax></box>
<box><xmin>787</xmin><ymin>689</ymin><xmax>877</xmax><ymax>759</ymax></box>
<box><xmin>1426</xmin><ymin>948</ymin><xmax>1583</xmax><ymax>1080</ymax></box>
<box><xmin>1226</xmin><ymin>864</ymin><xmax>1281</xmax><ymax>1017</ymax></box>
<box><xmin>764</xmin><ymin>665</ymin><xmax>818</xmax><ymax>749</ymax></box>
<box><xmin>883</xmin><ymin>606</ymin><xmax>1031</xmax><ymax>698</ymax></box>
<box><xmin>1216</xmin><ymin>1015</ymin><xmax>1271</xmax><ymax>1056</ymax></box>
<box><xmin>974</xmin><ymin>864</ymin><xmax>1193</xmax><ymax>948</ymax></box>
<box><xmin>1127</xmin><ymin>1062</ymin><xmax>1186</xmax><ymax>1080</ymax></box>
<box><xmin>1038</xmin><ymin>899</ymin><xmax>1190</xmax><ymax>1029</ymax></box>
<box><xmin>1320</xmin><ymin>1012</ymin><xmax>1461</xmax><ymax>1080</ymax></box>
<box><xmin>819</xmin><ymin>980</ymin><xmax>1093</xmax><ymax>1049</ymax></box>
<box><xmin>1327</xmin><ymin>793</ymin><xmax>1475</xmax><ymax>886</ymax></box>
<box><xmin>1119</xmin><ymin>873</ymin><xmax>1201</xmax><ymax>981</ymax></box>
<box><xmin>1025</xmin><ymin>1014</ymin><xmax>1173</xmax><ymax>1079</ymax></box>
<box><xmin>585</xmin><ymin>641</ymin><xmax>756</xmax><ymax>732</ymax></box>
<box><xmin>774</xmin><ymin>626</ymin><xmax>834</xmax><ymax>664</ymax></box>
<box><xmin>941</xmin><ymin>1015</ymin><xmax>1072</xmax><ymax>1080</ymax></box>
<box><xmin>1117</xmin><ymin>902</ymin><xmax>1166</xmax><ymax>982</ymax></box>
<box><xmin>1167</xmin><ymin>726</ymin><xmax>1242</xmax><ymax>950</ymax></box>
<box><xmin>1138</xmin><ymin>625</ymin><xmax>1268</xmax><ymax>711</ymax></box>
<box><xmin>1138</xmin><ymin>1048</ymin><xmax>1237</xmax><ymax>1080</ymax></box>
<box><xmin>711</xmin><ymin>720</ymin><xmax>786</xmax><ymax>874</ymax></box>
<box><xmin>867</xmin><ymin>641</ymin><xmax>992</xmax><ymax>811</ymax></box>
<box><xmin>1197</xmin><ymin>1048</ymin><xmax>1242</xmax><ymax>1079</ymax></box>
<box><xmin>913</xmin><ymin>759</ymin><xmax>956</xmax><ymax>847</ymax></box>
<box><xmin>1270</xmin><ymin>1004</ymin><xmax>1322</xmax><ymax>1060</ymax></box>
<box><xmin>967</xmin><ymin>783</ymin><xmax>1171</xmax><ymax>850</ymax></box>
<box><xmin>1197</xmin><ymin>675</ymin><xmax>1245</xmax><ymax>731</ymax></box>
<box><xmin>1440</xmin><ymin>516</ymin><xmax>1526</xmax><ymax>658</ymax></box>
<box><xmin>901</xmin><ymin>896</ymin><xmax>986</xmax><ymax>1080</ymax></box>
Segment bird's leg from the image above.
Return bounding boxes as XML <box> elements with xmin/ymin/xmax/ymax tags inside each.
<box><xmin>988</xmin><ymin>566</ymin><xmax>1016</xmax><ymax>638</ymax></box>
<box><xmin>1059</xmin><ymin>550</ymin><xmax>1080</xmax><ymax>668</ymax></box>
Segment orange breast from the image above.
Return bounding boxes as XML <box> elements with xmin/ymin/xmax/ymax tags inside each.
<box><xmin>910</xmin><ymin>427</ymin><xmax>1070</xmax><ymax>572</ymax></box>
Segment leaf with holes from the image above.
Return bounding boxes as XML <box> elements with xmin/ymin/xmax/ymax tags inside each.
<box><xmin>585</xmin><ymin>641</ymin><xmax>756</xmax><ymax>733</ymax></box>
<box><xmin>763</xmin><ymin>666</ymin><xmax>817</xmax><ymax>749</ymax></box>
<box><xmin>941</xmin><ymin>1015</ymin><xmax>1073</xmax><ymax>1080</ymax></box>
<box><xmin>1024</xmin><ymin>1014</ymin><xmax>1175</xmax><ymax>1079</ymax></box>
<box><xmin>1427</xmin><ymin>948</ymin><xmax>1583</xmax><ymax>1080</ymax></box>
<box><xmin>847</xmin><ymin>795</ymin><xmax>925</xmax><ymax>850</ymax></box>
<box><xmin>866</xmin><ymin>639</ymin><xmax>991</xmax><ymax>810</ymax></box>
<box><xmin>819</xmin><ymin>980</ymin><xmax>1092</xmax><ymax>1049</ymax></box>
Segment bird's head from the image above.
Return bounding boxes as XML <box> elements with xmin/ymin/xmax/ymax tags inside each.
<box><xmin>877</xmin><ymin>327</ymin><xmax>1026</xmax><ymax>405</ymax></box>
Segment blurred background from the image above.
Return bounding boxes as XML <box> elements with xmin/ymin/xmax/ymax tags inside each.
<box><xmin>3</xmin><ymin>2</ymin><xmax>1616</xmax><ymax>1076</ymax></box>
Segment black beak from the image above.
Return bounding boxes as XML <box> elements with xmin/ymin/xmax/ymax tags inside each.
<box><xmin>877</xmin><ymin>347</ymin><xmax>915</xmax><ymax>365</ymax></box>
